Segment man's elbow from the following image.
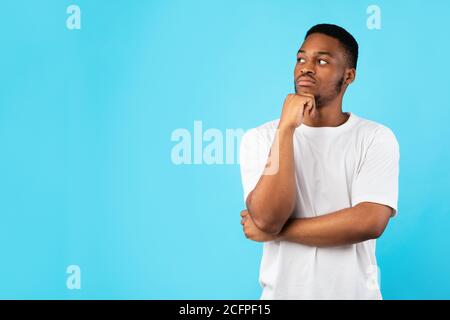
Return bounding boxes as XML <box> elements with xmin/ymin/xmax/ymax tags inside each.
<box><xmin>357</xmin><ymin>203</ymin><xmax>392</xmax><ymax>240</ymax></box>
<box><xmin>248</xmin><ymin>208</ymin><xmax>287</xmax><ymax>235</ymax></box>
<box><xmin>367</xmin><ymin>225</ymin><xmax>385</xmax><ymax>240</ymax></box>
<box><xmin>365</xmin><ymin>217</ymin><xmax>390</xmax><ymax>239</ymax></box>
<box><xmin>254</xmin><ymin>216</ymin><xmax>284</xmax><ymax>235</ymax></box>
<box><xmin>245</xmin><ymin>190</ymin><xmax>294</xmax><ymax>235</ymax></box>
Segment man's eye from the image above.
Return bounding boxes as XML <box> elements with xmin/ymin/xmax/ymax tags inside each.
<box><xmin>297</xmin><ymin>57</ymin><xmax>305</xmax><ymax>63</ymax></box>
<box><xmin>318</xmin><ymin>59</ymin><xmax>328</xmax><ymax>65</ymax></box>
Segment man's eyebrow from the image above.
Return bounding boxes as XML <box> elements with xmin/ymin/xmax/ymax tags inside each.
<box><xmin>297</xmin><ymin>49</ymin><xmax>334</xmax><ymax>57</ymax></box>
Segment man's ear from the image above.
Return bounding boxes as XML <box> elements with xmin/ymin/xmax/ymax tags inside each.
<box><xmin>344</xmin><ymin>68</ymin><xmax>356</xmax><ymax>85</ymax></box>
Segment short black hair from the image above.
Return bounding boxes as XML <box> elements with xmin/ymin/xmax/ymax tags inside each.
<box><xmin>305</xmin><ymin>23</ymin><xmax>359</xmax><ymax>69</ymax></box>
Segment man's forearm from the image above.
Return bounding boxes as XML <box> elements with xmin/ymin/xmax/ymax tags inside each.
<box><xmin>275</xmin><ymin>203</ymin><xmax>391</xmax><ymax>247</ymax></box>
<box><xmin>246</xmin><ymin>126</ymin><xmax>297</xmax><ymax>235</ymax></box>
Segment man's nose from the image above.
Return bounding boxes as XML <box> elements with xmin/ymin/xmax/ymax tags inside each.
<box><xmin>301</xmin><ymin>65</ymin><xmax>315</xmax><ymax>75</ymax></box>
<box><xmin>300</xmin><ymin>60</ymin><xmax>316</xmax><ymax>75</ymax></box>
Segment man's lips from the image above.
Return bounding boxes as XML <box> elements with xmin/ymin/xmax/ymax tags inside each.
<box><xmin>296</xmin><ymin>77</ymin><xmax>316</xmax><ymax>87</ymax></box>
<box><xmin>297</xmin><ymin>80</ymin><xmax>316</xmax><ymax>87</ymax></box>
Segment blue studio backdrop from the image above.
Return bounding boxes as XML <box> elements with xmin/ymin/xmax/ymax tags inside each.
<box><xmin>0</xmin><ymin>0</ymin><xmax>449</xmax><ymax>299</ymax></box>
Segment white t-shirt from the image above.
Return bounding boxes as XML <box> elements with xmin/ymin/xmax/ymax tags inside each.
<box><xmin>239</xmin><ymin>112</ymin><xmax>400</xmax><ymax>300</ymax></box>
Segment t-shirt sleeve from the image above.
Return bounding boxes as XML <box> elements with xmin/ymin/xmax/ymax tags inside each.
<box><xmin>351</xmin><ymin>126</ymin><xmax>400</xmax><ymax>217</ymax></box>
<box><xmin>239</xmin><ymin>128</ymin><xmax>271</xmax><ymax>204</ymax></box>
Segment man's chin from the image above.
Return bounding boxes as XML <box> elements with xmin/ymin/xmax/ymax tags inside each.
<box><xmin>295</xmin><ymin>86</ymin><xmax>316</xmax><ymax>95</ymax></box>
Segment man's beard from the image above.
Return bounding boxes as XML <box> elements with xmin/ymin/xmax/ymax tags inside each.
<box><xmin>294</xmin><ymin>75</ymin><xmax>345</xmax><ymax>108</ymax></box>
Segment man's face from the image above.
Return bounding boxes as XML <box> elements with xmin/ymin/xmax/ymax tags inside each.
<box><xmin>294</xmin><ymin>33</ymin><xmax>352</xmax><ymax>107</ymax></box>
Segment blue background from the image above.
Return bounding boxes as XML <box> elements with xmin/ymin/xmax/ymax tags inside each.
<box><xmin>0</xmin><ymin>0</ymin><xmax>449</xmax><ymax>299</ymax></box>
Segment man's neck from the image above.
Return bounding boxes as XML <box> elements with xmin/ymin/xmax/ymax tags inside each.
<box><xmin>302</xmin><ymin>98</ymin><xmax>349</xmax><ymax>128</ymax></box>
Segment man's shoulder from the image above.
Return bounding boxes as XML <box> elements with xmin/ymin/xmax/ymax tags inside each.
<box><xmin>352</xmin><ymin>113</ymin><xmax>396</xmax><ymax>136</ymax></box>
<box><xmin>241</xmin><ymin>118</ymin><xmax>280</xmax><ymax>143</ymax></box>
<box><xmin>254</xmin><ymin>118</ymin><xmax>280</xmax><ymax>132</ymax></box>
<box><xmin>352</xmin><ymin>113</ymin><xmax>399</xmax><ymax>147</ymax></box>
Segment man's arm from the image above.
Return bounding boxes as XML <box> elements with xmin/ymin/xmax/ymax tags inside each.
<box><xmin>246</xmin><ymin>94</ymin><xmax>316</xmax><ymax>235</ymax></box>
<box><xmin>246</xmin><ymin>126</ymin><xmax>296</xmax><ymax>235</ymax></box>
<box><xmin>274</xmin><ymin>202</ymin><xmax>393</xmax><ymax>247</ymax></box>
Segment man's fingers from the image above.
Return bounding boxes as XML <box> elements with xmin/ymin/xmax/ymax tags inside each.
<box><xmin>308</xmin><ymin>102</ymin><xmax>316</xmax><ymax>118</ymax></box>
<box><xmin>296</xmin><ymin>92</ymin><xmax>314</xmax><ymax>98</ymax></box>
<box><xmin>303</xmin><ymin>100</ymin><xmax>313</xmax><ymax>114</ymax></box>
<box><xmin>301</xmin><ymin>96</ymin><xmax>316</xmax><ymax>119</ymax></box>
<box><xmin>240</xmin><ymin>209</ymin><xmax>248</xmax><ymax>226</ymax></box>
<box><xmin>297</xmin><ymin>93</ymin><xmax>316</xmax><ymax>107</ymax></box>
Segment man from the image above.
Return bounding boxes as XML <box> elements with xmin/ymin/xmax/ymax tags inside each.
<box><xmin>239</xmin><ymin>24</ymin><xmax>399</xmax><ymax>299</ymax></box>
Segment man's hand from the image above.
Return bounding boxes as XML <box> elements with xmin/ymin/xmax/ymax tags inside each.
<box><xmin>279</xmin><ymin>93</ymin><xmax>316</xmax><ymax>131</ymax></box>
<box><xmin>240</xmin><ymin>210</ymin><xmax>277</xmax><ymax>242</ymax></box>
